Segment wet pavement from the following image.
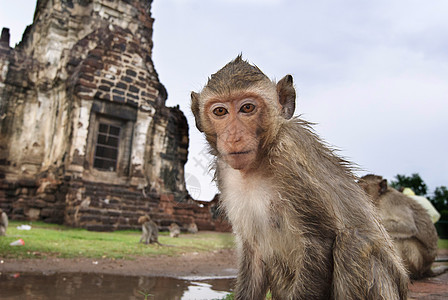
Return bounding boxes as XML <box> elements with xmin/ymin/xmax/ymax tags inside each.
<box><xmin>0</xmin><ymin>257</ymin><xmax>446</xmax><ymax>299</ymax></box>
<box><xmin>2</xmin><ymin>270</ymin><xmax>447</xmax><ymax>299</ymax></box>
<box><xmin>0</xmin><ymin>272</ymin><xmax>234</xmax><ymax>300</ymax></box>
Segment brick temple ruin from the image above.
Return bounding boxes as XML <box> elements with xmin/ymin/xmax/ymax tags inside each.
<box><xmin>0</xmin><ymin>0</ymin><xmax>229</xmax><ymax>232</ymax></box>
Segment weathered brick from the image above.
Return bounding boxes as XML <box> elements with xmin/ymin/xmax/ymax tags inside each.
<box><xmin>101</xmin><ymin>79</ymin><xmax>114</xmax><ymax>86</ymax></box>
<box><xmin>129</xmin><ymin>85</ymin><xmax>139</xmax><ymax>93</ymax></box>
<box><xmin>113</xmin><ymin>43</ymin><xmax>126</xmax><ymax>52</ymax></box>
<box><xmin>116</xmin><ymin>81</ymin><xmax>127</xmax><ymax>89</ymax></box>
<box><xmin>122</xmin><ymin>76</ymin><xmax>133</xmax><ymax>83</ymax></box>
<box><xmin>127</xmin><ymin>99</ymin><xmax>138</xmax><ymax>107</ymax></box>
<box><xmin>126</xmin><ymin>69</ymin><xmax>137</xmax><ymax>77</ymax></box>
<box><xmin>112</xmin><ymin>95</ymin><xmax>125</xmax><ymax>103</ymax></box>
<box><xmin>84</xmin><ymin>57</ymin><xmax>103</xmax><ymax>69</ymax></box>
<box><xmin>112</xmin><ymin>88</ymin><xmax>125</xmax><ymax>95</ymax></box>
<box><xmin>126</xmin><ymin>92</ymin><xmax>138</xmax><ymax>100</ymax></box>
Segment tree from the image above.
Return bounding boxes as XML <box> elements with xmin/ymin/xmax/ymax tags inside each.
<box><xmin>430</xmin><ymin>186</ymin><xmax>448</xmax><ymax>212</ymax></box>
<box><xmin>389</xmin><ymin>173</ymin><xmax>428</xmax><ymax>196</ymax></box>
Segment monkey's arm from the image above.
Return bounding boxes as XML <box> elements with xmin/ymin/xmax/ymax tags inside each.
<box><xmin>332</xmin><ymin>228</ymin><xmax>408</xmax><ymax>300</ymax></box>
<box><xmin>0</xmin><ymin>213</ymin><xmax>7</xmax><ymax>236</ymax></box>
<box><xmin>1</xmin><ymin>213</ymin><xmax>8</xmax><ymax>228</ymax></box>
<box><xmin>139</xmin><ymin>225</ymin><xmax>148</xmax><ymax>243</ymax></box>
<box><xmin>234</xmin><ymin>240</ymin><xmax>269</xmax><ymax>300</ymax></box>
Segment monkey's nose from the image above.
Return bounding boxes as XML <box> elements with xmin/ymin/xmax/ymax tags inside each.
<box><xmin>225</xmin><ymin>132</ymin><xmax>242</xmax><ymax>143</ymax></box>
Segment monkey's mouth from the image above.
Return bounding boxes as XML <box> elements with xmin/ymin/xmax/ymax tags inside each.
<box><xmin>229</xmin><ymin>150</ymin><xmax>252</xmax><ymax>155</ymax></box>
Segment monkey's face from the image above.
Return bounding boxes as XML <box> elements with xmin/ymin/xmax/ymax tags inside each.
<box><xmin>191</xmin><ymin>56</ymin><xmax>297</xmax><ymax>172</ymax></box>
<box><xmin>204</xmin><ymin>96</ymin><xmax>266</xmax><ymax>171</ymax></box>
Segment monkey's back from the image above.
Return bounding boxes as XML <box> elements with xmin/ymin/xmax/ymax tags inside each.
<box><xmin>271</xmin><ymin>119</ymin><xmax>408</xmax><ymax>299</ymax></box>
<box><xmin>379</xmin><ymin>189</ymin><xmax>438</xmax><ymax>277</ymax></box>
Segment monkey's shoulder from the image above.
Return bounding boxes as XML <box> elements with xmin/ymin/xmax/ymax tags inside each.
<box><xmin>274</xmin><ymin>119</ymin><xmax>336</xmax><ymax>156</ymax></box>
<box><xmin>271</xmin><ymin>119</ymin><xmax>357</xmax><ymax>178</ymax></box>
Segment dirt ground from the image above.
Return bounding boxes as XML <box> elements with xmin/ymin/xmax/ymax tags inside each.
<box><xmin>1</xmin><ymin>248</ymin><xmax>447</xmax><ymax>298</ymax></box>
<box><xmin>0</xmin><ymin>248</ymin><xmax>238</xmax><ymax>278</ymax></box>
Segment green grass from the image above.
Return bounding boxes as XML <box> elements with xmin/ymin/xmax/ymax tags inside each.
<box><xmin>0</xmin><ymin>221</ymin><xmax>235</xmax><ymax>259</ymax></box>
<box><xmin>2</xmin><ymin>220</ymin><xmax>446</xmax><ymax>261</ymax></box>
<box><xmin>438</xmin><ymin>239</ymin><xmax>448</xmax><ymax>249</ymax></box>
<box><xmin>217</xmin><ymin>291</ymin><xmax>272</xmax><ymax>300</ymax></box>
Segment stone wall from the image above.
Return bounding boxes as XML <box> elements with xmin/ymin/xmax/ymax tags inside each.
<box><xmin>0</xmin><ymin>176</ymin><xmax>228</xmax><ymax>232</ymax></box>
<box><xmin>0</xmin><ymin>0</ymin><xmax>227</xmax><ymax>231</ymax></box>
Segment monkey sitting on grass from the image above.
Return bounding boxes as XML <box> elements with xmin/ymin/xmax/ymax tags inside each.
<box><xmin>0</xmin><ymin>209</ymin><xmax>8</xmax><ymax>236</ymax></box>
<box><xmin>169</xmin><ymin>222</ymin><xmax>181</xmax><ymax>238</ymax></box>
<box><xmin>191</xmin><ymin>55</ymin><xmax>408</xmax><ymax>299</ymax></box>
<box><xmin>187</xmin><ymin>221</ymin><xmax>198</xmax><ymax>234</ymax></box>
<box><xmin>138</xmin><ymin>215</ymin><xmax>160</xmax><ymax>245</ymax></box>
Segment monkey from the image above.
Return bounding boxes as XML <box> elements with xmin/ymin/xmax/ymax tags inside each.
<box><xmin>169</xmin><ymin>222</ymin><xmax>180</xmax><ymax>238</ymax></box>
<box><xmin>358</xmin><ymin>174</ymin><xmax>444</xmax><ymax>279</ymax></box>
<box><xmin>190</xmin><ymin>55</ymin><xmax>409</xmax><ymax>299</ymax></box>
<box><xmin>138</xmin><ymin>215</ymin><xmax>160</xmax><ymax>245</ymax></box>
<box><xmin>187</xmin><ymin>221</ymin><xmax>198</xmax><ymax>234</ymax></box>
<box><xmin>0</xmin><ymin>209</ymin><xmax>8</xmax><ymax>236</ymax></box>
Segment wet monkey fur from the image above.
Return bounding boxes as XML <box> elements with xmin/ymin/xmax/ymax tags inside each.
<box><xmin>191</xmin><ymin>56</ymin><xmax>409</xmax><ymax>300</ymax></box>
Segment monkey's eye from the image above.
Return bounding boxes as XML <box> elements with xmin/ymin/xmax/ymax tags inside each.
<box><xmin>240</xmin><ymin>103</ymin><xmax>255</xmax><ymax>114</ymax></box>
<box><xmin>213</xmin><ymin>107</ymin><xmax>228</xmax><ymax>116</ymax></box>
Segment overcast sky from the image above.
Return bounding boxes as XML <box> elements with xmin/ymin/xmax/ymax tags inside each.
<box><xmin>1</xmin><ymin>0</ymin><xmax>447</xmax><ymax>200</ymax></box>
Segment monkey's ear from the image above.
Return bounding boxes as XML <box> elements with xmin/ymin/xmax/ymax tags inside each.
<box><xmin>190</xmin><ymin>91</ymin><xmax>203</xmax><ymax>132</ymax></box>
<box><xmin>276</xmin><ymin>75</ymin><xmax>296</xmax><ymax>119</ymax></box>
<box><xmin>379</xmin><ymin>179</ymin><xmax>388</xmax><ymax>195</ymax></box>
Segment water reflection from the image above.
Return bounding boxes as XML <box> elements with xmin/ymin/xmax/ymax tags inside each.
<box><xmin>0</xmin><ymin>272</ymin><xmax>234</xmax><ymax>300</ymax></box>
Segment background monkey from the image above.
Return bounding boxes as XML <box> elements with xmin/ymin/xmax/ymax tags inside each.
<box><xmin>138</xmin><ymin>215</ymin><xmax>160</xmax><ymax>245</ymax></box>
<box><xmin>0</xmin><ymin>209</ymin><xmax>8</xmax><ymax>236</ymax></box>
<box><xmin>191</xmin><ymin>55</ymin><xmax>408</xmax><ymax>299</ymax></box>
<box><xmin>359</xmin><ymin>174</ymin><xmax>442</xmax><ymax>279</ymax></box>
<box><xmin>169</xmin><ymin>222</ymin><xmax>180</xmax><ymax>238</ymax></box>
<box><xmin>187</xmin><ymin>221</ymin><xmax>198</xmax><ymax>234</ymax></box>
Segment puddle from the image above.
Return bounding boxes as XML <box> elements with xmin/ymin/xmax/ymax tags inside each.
<box><xmin>0</xmin><ymin>272</ymin><xmax>234</xmax><ymax>299</ymax></box>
